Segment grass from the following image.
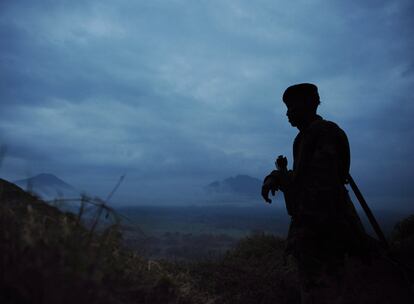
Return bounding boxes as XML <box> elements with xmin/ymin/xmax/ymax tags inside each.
<box><xmin>1</xmin><ymin>176</ymin><xmax>414</xmax><ymax>304</ymax></box>
<box><xmin>0</xmin><ymin>178</ymin><xmax>208</xmax><ymax>304</ymax></box>
<box><xmin>187</xmin><ymin>233</ymin><xmax>300</xmax><ymax>304</ymax></box>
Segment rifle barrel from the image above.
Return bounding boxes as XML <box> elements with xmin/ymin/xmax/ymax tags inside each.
<box><xmin>348</xmin><ymin>174</ymin><xmax>389</xmax><ymax>249</ymax></box>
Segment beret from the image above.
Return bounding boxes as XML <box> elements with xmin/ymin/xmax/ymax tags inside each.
<box><xmin>283</xmin><ymin>83</ymin><xmax>320</xmax><ymax>105</ymax></box>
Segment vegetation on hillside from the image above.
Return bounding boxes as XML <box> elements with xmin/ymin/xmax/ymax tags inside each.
<box><xmin>1</xmin><ymin>178</ymin><xmax>414</xmax><ymax>304</ymax></box>
<box><xmin>0</xmin><ymin>179</ymin><xmax>206</xmax><ymax>304</ymax></box>
<box><xmin>188</xmin><ymin>234</ymin><xmax>300</xmax><ymax>304</ymax></box>
<box><xmin>390</xmin><ymin>214</ymin><xmax>414</xmax><ymax>270</ymax></box>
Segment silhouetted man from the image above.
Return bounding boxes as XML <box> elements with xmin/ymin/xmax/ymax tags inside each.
<box><xmin>262</xmin><ymin>83</ymin><xmax>368</xmax><ymax>303</ymax></box>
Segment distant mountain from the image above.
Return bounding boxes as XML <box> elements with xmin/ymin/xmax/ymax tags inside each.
<box><xmin>205</xmin><ymin>174</ymin><xmax>263</xmax><ymax>199</ymax></box>
<box><xmin>14</xmin><ymin>173</ymin><xmax>79</xmax><ymax>200</ymax></box>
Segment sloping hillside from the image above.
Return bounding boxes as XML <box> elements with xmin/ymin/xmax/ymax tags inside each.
<box><xmin>1</xmin><ymin>178</ymin><xmax>413</xmax><ymax>304</ymax></box>
<box><xmin>0</xmin><ymin>178</ymin><xmax>204</xmax><ymax>304</ymax></box>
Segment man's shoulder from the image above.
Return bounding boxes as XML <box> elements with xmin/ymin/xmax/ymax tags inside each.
<box><xmin>295</xmin><ymin>117</ymin><xmax>348</xmax><ymax>145</ymax></box>
<box><xmin>310</xmin><ymin>118</ymin><xmax>346</xmax><ymax>136</ymax></box>
<box><xmin>312</xmin><ymin>117</ymin><xmax>339</xmax><ymax>129</ymax></box>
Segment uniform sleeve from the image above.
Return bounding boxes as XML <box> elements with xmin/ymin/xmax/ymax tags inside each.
<box><xmin>312</xmin><ymin>124</ymin><xmax>350</xmax><ymax>184</ymax></box>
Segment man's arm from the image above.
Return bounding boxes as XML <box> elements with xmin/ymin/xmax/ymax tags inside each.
<box><xmin>261</xmin><ymin>156</ymin><xmax>295</xmax><ymax>208</ymax></box>
<box><xmin>261</xmin><ymin>171</ymin><xmax>279</xmax><ymax>203</ymax></box>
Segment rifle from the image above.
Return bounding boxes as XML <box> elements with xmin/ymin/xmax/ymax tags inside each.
<box><xmin>347</xmin><ymin>174</ymin><xmax>389</xmax><ymax>249</ymax></box>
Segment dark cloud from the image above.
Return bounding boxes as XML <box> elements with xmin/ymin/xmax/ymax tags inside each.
<box><xmin>0</xmin><ymin>0</ymin><xmax>413</xmax><ymax>208</ymax></box>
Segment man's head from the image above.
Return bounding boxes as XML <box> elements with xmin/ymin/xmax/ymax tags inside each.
<box><xmin>282</xmin><ymin>83</ymin><xmax>320</xmax><ymax>127</ymax></box>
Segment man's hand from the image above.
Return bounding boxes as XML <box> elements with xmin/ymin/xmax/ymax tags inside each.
<box><xmin>261</xmin><ymin>171</ymin><xmax>280</xmax><ymax>204</ymax></box>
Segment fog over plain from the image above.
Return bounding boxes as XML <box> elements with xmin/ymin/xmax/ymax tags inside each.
<box><xmin>0</xmin><ymin>0</ymin><xmax>413</xmax><ymax>209</ymax></box>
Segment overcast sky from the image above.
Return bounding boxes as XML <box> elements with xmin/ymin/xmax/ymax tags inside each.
<box><xmin>0</xmin><ymin>0</ymin><xmax>413</xmax><ymax>207</ymax></box>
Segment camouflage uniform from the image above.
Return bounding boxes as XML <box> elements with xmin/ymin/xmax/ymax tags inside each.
<box><xmin>283</xmin><ymin>115</ymin><xmax>368</xmax><ymax>303</ymax></box>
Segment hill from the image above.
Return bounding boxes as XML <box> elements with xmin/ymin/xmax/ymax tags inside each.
<box><xmin>205</xmin><ymin>174</ymin><xmax>262</xmax><ymax>199</ymax></box>
<box><xmin>14</xmin><ymin>173</ymin><xmax>80</xmax><ymax>200</ymax></box>
<box><xmin>0</xmin><ymin>178</ymin><xmax>204</xmax><ymax>304</ymax></box>
<box><xmin>1</xmin><ymin>178</ymin><xmax>413</xmax><ymax>303</ymax></box>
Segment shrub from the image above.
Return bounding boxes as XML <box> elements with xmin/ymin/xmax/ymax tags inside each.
<box><xmin>189</xmin><ymin>233</ymin><xmax>300</xmax><ymax>304</ymax></box>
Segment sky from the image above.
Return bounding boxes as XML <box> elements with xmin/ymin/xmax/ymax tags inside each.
<box><xmin>0</xmin><ymin>0</ymin><xmax>413</xmax><ymax>208</ymax></box>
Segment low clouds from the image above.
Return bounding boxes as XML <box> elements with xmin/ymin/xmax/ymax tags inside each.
<box><xmin>0</xmin><ymin>0</ymin><xmax>413</xmax><ymax>207</ymax></box>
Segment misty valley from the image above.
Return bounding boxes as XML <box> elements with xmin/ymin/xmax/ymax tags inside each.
<box><xmin>116</xmin><ymin>205</ymin><xmax>410</xmax><ymax>261</ymax></box>
<box><xmin>117</xmin><ymin>206</ymin><xmax>289</xmax><ymax>261</ymax></box>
